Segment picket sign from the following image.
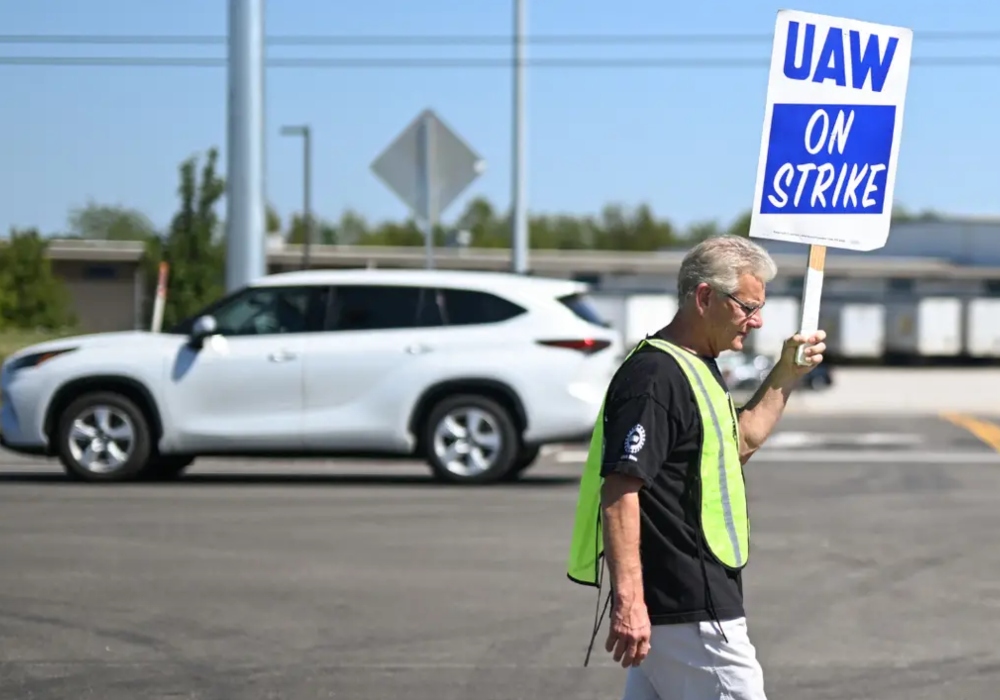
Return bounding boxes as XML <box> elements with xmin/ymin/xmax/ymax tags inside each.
<box><xmin>749</xmin><ymin>10</ymin><xmax>913</xmax><ymax>364</ymax></box>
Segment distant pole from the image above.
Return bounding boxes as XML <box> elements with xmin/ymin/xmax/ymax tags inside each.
<box><xmin>225</xmin><ymin>0</ymin><xmax>267</xmax><ymax>292</ymax></box>
<box><xmin>303</xmin><ymin>126</ymin><xmax>311</xmax><ymax>269</ymax></box>
<box><xmin>281</xmin><ymin>124</ymin><xmax>312</xmax><ymax>269</ymax></box>
<box><xmin>510</xmin><ymin>0</ymin><xmax>529</xmax><ymax>274</ymax></box>
<box><xmin>417</xmin><ymin>112</ymin><xmax>435</xmax><ymax>270</ymax></box>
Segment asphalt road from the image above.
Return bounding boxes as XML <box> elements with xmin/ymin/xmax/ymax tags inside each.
<box><xmin>2</xmin><ymin>414</ymin><xmax>1000</xmax><ymax>699</ymax></box>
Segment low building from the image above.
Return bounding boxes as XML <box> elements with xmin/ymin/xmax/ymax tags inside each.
<box><xmin>42</xmin><ymin>218</ymin><xmax>1000</xmax><ymax>334</ymax></box>
<box><xmin>46</xmin><ymin>240</ymin><xmax>147</xmax><ymax>334</ymax></box>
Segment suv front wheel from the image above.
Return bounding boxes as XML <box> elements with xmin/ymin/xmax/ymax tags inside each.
<box><xmin>423</xmin><ymin>394</ymin><xmax>520</xmax><ymax>484</ymax></box>
<box><xmin>55</xmin><ymin>391</ymin><xmax>153</xmax><ymax>483</ymax></box>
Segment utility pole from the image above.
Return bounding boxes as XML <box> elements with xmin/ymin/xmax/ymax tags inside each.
<box><xmin>510</xmin><ymin>0</ymin><xmax>529</xmax><ymax>274</ymax></box>
<box><xmin>280</xmin><ymin>124</ymin><xmax>313</xmax><ymax>269</ymax></box>
<box><xmin>225</xmin><ymin>0</ymin><xmax>267</xmax><ymax>292</ymax></box>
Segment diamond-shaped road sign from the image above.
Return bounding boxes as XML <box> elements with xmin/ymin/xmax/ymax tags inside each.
<box><xmin>370</xmin><ymin>109</ymin><xmax>486</xmax><ymax>225</ymax></box>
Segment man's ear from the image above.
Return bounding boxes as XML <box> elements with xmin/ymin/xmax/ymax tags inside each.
<box><xmin>694</xmin><ymin>283</ymin><xmax>713</xmax><ymax>314</ymax></box>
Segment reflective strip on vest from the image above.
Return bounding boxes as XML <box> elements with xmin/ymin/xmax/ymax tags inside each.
<box><xmin>565</xmin><ymin>338</ymin><xmax>749</xmax><ymax>587</ymax></box>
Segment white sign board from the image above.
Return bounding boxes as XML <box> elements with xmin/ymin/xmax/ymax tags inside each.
<box><xmin>371</xmin><ymin>109</ymin><xmax>486</xmax><ymax>225</ymax></box>
<box><xmin>749</xmin><ymin>10</ymin><xmax>913</xmax><ymax>251</ymax></box>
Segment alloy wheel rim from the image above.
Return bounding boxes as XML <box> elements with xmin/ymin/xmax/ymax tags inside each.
<box><xmin>432</xmin><ymin>407</ymin><xmax>502</xmax><ymax>477</ymax></box>
<box><xmin>67</xmin><ymin>405</ymin><xmax>135</xmax><ymax>474</ymax></box>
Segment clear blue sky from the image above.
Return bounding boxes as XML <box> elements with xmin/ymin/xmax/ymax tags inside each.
<box><xmin>0</xmin><ymin>0</ymin><xmax>997</xmax><ymax>237</ymax></box>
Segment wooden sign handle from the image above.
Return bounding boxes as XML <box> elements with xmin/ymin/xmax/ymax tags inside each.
<box><xmin>794</xmin><ymin>244</ymin><xmax>826</xmax><ymax>366</ymax></box>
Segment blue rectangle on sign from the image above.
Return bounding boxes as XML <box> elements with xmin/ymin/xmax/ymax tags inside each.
<box><xmin>759</xmin><ymin>103</ymin><xmax>896</xmax><ymax>215</ymax></box>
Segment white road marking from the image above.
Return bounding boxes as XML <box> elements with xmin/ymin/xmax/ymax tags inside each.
<box><xmin>749</xmin><ymin>451</ymin><xmax>1000</xmax><ymax>464</ymax></box>
<box><xmin>554</xmin><ymin>449</ymin><xmax>1000</xmax><ymax>465</ymax></box>
<box><xmin>554</xmin><ymin>432</ymin><xmax>925</xmax><ymax>463</ymax></box>
<box><xmin>764</xmin><ymin>432</ymin><xmax>922</xmax><ymax>448</ymax></box>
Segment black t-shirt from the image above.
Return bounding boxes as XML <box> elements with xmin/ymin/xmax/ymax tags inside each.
<box><xmin>599</xmin><ymin>332</ymin><xmax>745</xmax><ymax>626</ymax></box>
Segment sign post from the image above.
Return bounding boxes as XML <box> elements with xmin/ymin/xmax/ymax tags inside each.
<box><xmin>371</xmin><ymin>109</ymin><xmax>487</xmax><ymax>269</ymax></box>
<box><xmin>749</xmin><ymin>10</ymin><xmax>913</xmax><ymax>363</ymax></box>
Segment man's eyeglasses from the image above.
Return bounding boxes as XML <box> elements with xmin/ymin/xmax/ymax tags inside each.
<box><xmin>722</xmin><ymin>291</ymin><xmax>764</xmax><ymax>319</ymax></box>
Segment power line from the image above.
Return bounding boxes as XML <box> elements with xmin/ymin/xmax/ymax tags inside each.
<box><xmin>0</xmin><ymin>55</ymin><xmax>998</xmax><ymax>68</ymax></box>
<box><xmin>0</xmin><ymin>31</ymin><xmax>998</xmax><ymax>46</ymax></box>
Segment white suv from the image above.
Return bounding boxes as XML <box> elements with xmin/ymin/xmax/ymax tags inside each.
<box><xmin>0</xmin><ymin>268</ymin><xmax>621</xmax><ymax>484</ymax></box>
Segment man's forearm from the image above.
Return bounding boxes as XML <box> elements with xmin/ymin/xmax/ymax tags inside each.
<box><xmin>600</xmin><ymin>474</ymin><xmax>645</xmax><ymax>605</ymax></box>
<box><xmin>737</xmin><ymin>365</ymin><xmax>799</xmax><ymax>463</ymax></box>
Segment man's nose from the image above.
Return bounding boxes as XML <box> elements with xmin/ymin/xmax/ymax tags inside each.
<box><xmin>747</xmin><ymin>312</ymin><xmax>764</xmax><ymax>329</ymax></box>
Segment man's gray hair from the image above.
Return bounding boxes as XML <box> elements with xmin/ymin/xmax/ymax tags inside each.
<box><xmin>676</xmin><ymin>234</ymin><xmax>777</xmax><ymax>301</ymax></box>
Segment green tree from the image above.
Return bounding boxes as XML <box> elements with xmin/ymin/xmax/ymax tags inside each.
<box><xmin>142</xmin><ymin>148</ymin><xmax>226</xmax><ymax>329</ymax></box>
<box><xmin>685</xmin><ymin>220</ymin><xmax>724</xmax><ymax>242</ymax></box>
<box><xmin>357</xmin><ymin>218</ymin><xmax>428</xmax><ymax>246</ymax></box>
<box><xmin>266</xmin><ymin>204</ymin><xmax>282</xmax><ymax>235</ymax></box>
<box><xmin>335</xmin><ymin>210</ymin><xmax>374</xmax><ymax>245</ymax></box>
<box><xmin>454</xmin><ymin>197</ymin><xmax>509</xmax><ymax>247</ymax></box>
<box><xmin>286</xmin><ymin>212</ymin><xmax>338</xmax><ymax>245</ymax></box>
<box><xmin>0</xmin><ymin>228</ymin><xmax>75</xmax><ymax>330</ymax></box>
<box><xmin>589</xmin><ymin>204</ymin><xmax>678</xmax><ymax>251</ymax></box>
<box><xmin>67</xmin><ymin>202</ymin><xmax>158</xmax><ymax>241</ymax></box>
<box><xmin>531</xmin><ymin>212</ymin><xmax>598</xmax><ymax>250</ymax></box>
<box><xmin>384</xmin><ymin>197</ymin><xmax>683</xmax><ymax>252</ymax></box>
<box><xmin>725</xmin><ymin>211</ymin><xmax>752</xmax><ymax>237</ymax></box>
<box><xmin>891</xmin><ymin>203</ymin><xmax>942</xmax><ymax>222</ymax></box>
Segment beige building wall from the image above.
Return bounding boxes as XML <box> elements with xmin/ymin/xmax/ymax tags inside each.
<box><xmin>50</xmin><ymin>260</ymin><xmax>143</xmax><ymax>334</ymax></box>
<box><xmin>41</xmin><ymin>237</ymin><xmax>1000</xmax><ymax>337</ymax></box>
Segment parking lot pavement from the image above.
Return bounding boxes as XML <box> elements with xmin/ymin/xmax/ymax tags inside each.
<box><xmin>780</xmin><ymin>367</ymin><xmax>1000</xmax><ymax>417</ymax></box>
<box><xmin>2</xmin><ymin>414</ymin><xmax>997</xmax><ymax>479</ymax></box>
<box><xmin>3</xmin><ymin>414</ymin><xmax>1000</xmax><ymax>699</ymax></box>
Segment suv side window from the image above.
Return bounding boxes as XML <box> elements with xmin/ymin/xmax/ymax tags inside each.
<box><xmin>440</xmin><ymin>289</ymin><xmax>526</xmax><ymax>326</ymax></box>
<box><xmin>557</xmin><ymin>292</ymin><xmax>609</xmax><ymax>328</ymax></box>
<box><xmin>209</xmin><ymin>286</ymin><xmax>330</xmax><ymax>336</ymax></box>
<box><xmin>327</xmin><ymin>285</ymin><xmax>444</xmax><ymax>331</ymax></box>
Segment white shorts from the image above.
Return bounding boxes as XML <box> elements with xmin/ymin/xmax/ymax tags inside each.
<box><xmin>621</xmin><ymin>617</ymin><xmax>767</xmax><ymax>700</ymax></box>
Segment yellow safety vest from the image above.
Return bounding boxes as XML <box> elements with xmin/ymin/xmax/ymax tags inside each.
<box><xmin>566</xmin><ymin>337</ymin><xmax>749</xmax><ymax>587</ymax></box>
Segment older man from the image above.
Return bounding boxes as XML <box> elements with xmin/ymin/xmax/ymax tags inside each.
<box><xmin>567</xmin><ymin>235</ymin><xmax>826</xmax><ymax>700</ymax></box>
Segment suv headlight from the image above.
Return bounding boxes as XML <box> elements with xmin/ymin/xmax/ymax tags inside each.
<box><xmin>5</xmin><ymin>347</ymin><xmax>78</xmax><ymax>373</ymax></box>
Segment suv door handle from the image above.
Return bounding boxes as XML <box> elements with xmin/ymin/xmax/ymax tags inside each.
<box><xmin>268</xmin><ymin>349</ymin><xmax>297</xmax><ymax>362</ymax></box>
<box><xmin>405</xmin><ymin>343</ymin><xmax>431</xmax><ymax>355</ymax></box>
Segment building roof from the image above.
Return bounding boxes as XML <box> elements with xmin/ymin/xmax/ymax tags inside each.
<box><xmin>45</xmin><ymin>239</ymin><xmax>147</xmax><ymax>262</ymax></box>
<box><xmin>39</xmin><ymin>238</ymin><xmax>1000</xmax><ymax>280</ymax></box>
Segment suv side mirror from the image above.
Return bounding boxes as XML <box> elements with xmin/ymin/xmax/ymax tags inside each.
<box><xmin>189</xmin><ymin>315</ymin><xmax>218</xmax><ymax>348</ymax></box>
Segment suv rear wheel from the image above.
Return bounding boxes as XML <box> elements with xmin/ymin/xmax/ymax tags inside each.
<box><xmin>143</xmin><ymin>455</ymin><xmax>195</xmax><ymax>481</ymax></box>
<box><xmin>55</xmin><ymin>391</ymin><xmax>153</xmax><ymax>483</ymax></box>
<box><xmin>422</xmin><ymin>394</ymin><xmax>520</xmax><ymax>484</ymax></box>
<box><xmin>501</xmin><ymin>445</ymin><xmax>541</xmax><ymax>481</ymax></box>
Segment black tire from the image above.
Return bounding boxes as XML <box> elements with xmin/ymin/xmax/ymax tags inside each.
<box><xmin>422</xmin><ymin>394</ymin><xmax>521</xmax><ymax>485</ymax></box>
<box><xmin>142</xmin><ymin>455</ymin><xmax>195</xmax><ymax>481</ymax></box>
<box><xmin>501</xmin><ymin>445</ymin><xmax>541</xmax><ymax>482</ymax></box>
<box><xmin>55</xmin><ymin>391</ymin><xmax>153</xmax><ymax>483</ymax></box>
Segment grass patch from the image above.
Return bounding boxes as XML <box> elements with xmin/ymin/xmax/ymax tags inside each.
<box><xmin>0</xmin><ymin>329</ymin><xmax>78</xmax><ymax>363</ymax></box>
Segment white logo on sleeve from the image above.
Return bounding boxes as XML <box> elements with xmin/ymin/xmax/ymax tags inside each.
<box><xmin>623</xmin><ymin>424</ymin><xmax>646</xmax><ymax>461</ymax></box>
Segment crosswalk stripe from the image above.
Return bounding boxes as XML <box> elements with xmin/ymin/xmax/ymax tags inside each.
<box><xmin>553</xmin><ymin>449</ymin><xmax>1000</xmax><ymax>465</ymax></box>
<box><xmin>552</xmin><ymin>432</ymin><xmax>924</xmax><ymax>463</ymax></box>
<box><xmin>764</xmin><ymin>432</ymin><xmax>921</xmax><ymax>449</ymax></box>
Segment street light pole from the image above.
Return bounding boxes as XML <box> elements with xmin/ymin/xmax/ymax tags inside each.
<box><xmin>280</xmin><ymin>124</ymin><xmax>312</xmax><ymax>269</ymax></box>
<box><xmin>510</xmin><ymin>0</ymin><xmax>528</xmax><ymax>274</ymax></box>
<box><xmin>226</xmin><ymin>0</ymin><xmax>266</xmax><ymax>291</ymax></box>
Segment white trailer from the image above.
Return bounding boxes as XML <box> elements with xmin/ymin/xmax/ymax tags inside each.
<box><xmin>588</xmin><ymin>293</ymin><xmax>678</xmax><ymax>349</ymax></box>
<box><xmin>749</xmin><ymin>296</ymin><xmax>799</xmax><ymax>359</ymax></box>
<box><xmin>965</xmin><ymin>298</ymin><xmax>1000</xmax><ymax>357</ymax></box>
<box><xmin>624</xmin><ymin>294</ymin><xmax>678</xmax><ymax>346</ymax></box>
<box><xmin>837</xmin><ymin>303</ymin><xmax>886</xmax><ymax>358</ymax></box>
<box><xmin>884</xmin><ymin>297</ymin><xmax>963</xmax><ymax>356</ymax></box>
